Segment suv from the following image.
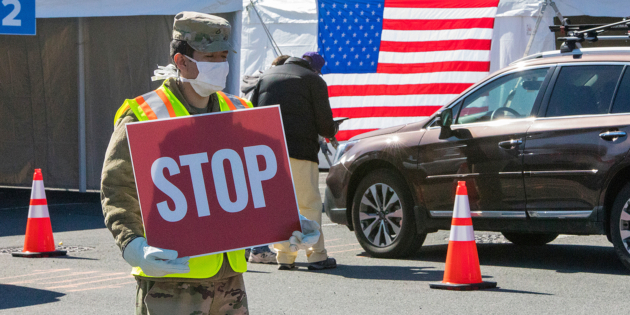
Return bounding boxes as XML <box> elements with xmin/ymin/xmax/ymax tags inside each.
<box><xmin>324</xmin><ymin>47</ymin><xmax>630</xmax><ymax>270</ymax></box>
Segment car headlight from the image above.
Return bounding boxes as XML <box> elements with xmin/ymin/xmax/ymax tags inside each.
<box><xmin>332</xmin><ymin>140</ymin><xmax>359</xmax><ymax>165</ymax></box>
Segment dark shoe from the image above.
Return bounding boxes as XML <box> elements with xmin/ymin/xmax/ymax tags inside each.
<box><xmin>308</xmin><ymin>257</ymin><xmax>337</xmax><ymax>270</ymax></box>
<box><xmin>278</xmin><ymin>263</ymin><xmax>295</xmax><ymax>270</ymax></box>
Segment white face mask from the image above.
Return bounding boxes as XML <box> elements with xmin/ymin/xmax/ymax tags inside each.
<box><xmin>181</xmin><ymin>55</ymin><xmax>229</xmax><ymax>97</ymax></box>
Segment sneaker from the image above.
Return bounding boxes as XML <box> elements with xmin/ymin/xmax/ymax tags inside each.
<box><xmin>248</xmin><ymin>246</ymin><xmax>277</xmax><ymax>264</ymax></box>
<box><xmin>308</xmin><ymin>257</ymin><xmax>337</xmax><ymax>270</ymax></box>
<box><xmin>278</xmin><ymin>263</ymin><xmax>295</xmax><ymax>270</ymax></box>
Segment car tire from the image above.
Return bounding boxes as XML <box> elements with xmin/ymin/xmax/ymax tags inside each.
<box><xmin>351</xmin><ymin>169</ymin><xmax>426</xmax><ymax>258</ymax></box>
<box><xmin>502</xmin><ymin>232</ymin><xmax>559</xmax><ymax>246</ymax></box>
<box><xmin>610</xmin><ymin>182</ymin><xmax>630</xmax><ymax>270</ymax></box>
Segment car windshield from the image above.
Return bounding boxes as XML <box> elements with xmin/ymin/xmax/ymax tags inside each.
<box><xmin>457</xmin><ymin>68</ymin><xmax>550</xmax><ymax>124</ymax></box>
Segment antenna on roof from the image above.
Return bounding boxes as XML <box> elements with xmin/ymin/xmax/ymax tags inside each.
<box><xmin>551</xmin><ymin>17</ymin><xmax>630</xmax><ymax>53</ymax></box>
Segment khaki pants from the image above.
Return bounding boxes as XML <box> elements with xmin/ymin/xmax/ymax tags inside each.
<box><xmin>274</xmin><ymin>158</ymin><xmax>328</xmax><ymax>264</ymax></box>
<box><xmin>135</xmin><ymin>274</ymin><xmax>248</xmax><ymax>315</ymax></box>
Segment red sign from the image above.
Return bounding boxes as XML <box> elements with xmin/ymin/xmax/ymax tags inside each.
<box><xmin>126</xmin><ymin>106</ymin><xmax>301</xmax><ymax>257</ymax></box>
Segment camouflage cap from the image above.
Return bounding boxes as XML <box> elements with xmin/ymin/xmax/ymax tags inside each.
<box><xmin>173</xmin><ymin>11</ymin><xmax>235</xmax><ymax>53</ymax></box>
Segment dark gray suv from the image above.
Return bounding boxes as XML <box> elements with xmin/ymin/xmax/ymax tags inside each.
<box><xmin>324</xmin><ymin>47</ymin><xmax>630</xmax><ymax>270</ymax></box>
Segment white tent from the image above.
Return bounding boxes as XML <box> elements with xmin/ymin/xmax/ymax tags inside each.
<box><xmin>37</xmin><ymin>0</ymin><xmax>244</xmax><ymax>95</ymax></box>
<box><xmin>0</xmin><ymin>1</ymin><xmax>244</xmax><ymax>191</ymax></box>
<box><xmin>491</xmin><ymin>0</ymin><xmax>630</xmax><ymax>72</ymax></box>
<box><xmin>241</xmin><ymin>0</ymin><xmax>318</xmax><ymax>80</ymax></box>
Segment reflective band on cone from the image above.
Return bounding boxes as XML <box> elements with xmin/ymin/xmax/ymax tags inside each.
<box><xmin>12</xmin><ymin>169</ymin><xmax>67</xmax><ymax>258</ymax></box>
<box><xmin>430</xmin><ymin>181</ymin><xmax>496</xmax><ymax>290</ymax></box>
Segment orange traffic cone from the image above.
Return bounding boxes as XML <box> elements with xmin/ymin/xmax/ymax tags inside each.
<box><xmin>12</xmin><ymin>169</ymin><xmax>67</xmax><ymax>258</ymax></box>
<box><xmin>430</xmin><ymin>181</ymin><xmax>496</xmax><ymax>290</ymax></box>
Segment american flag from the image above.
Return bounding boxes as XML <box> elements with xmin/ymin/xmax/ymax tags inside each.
<box><xmin>318</xmin><ymin>0</ymin><xmax>501</xmax><ymax>140</ymax></box>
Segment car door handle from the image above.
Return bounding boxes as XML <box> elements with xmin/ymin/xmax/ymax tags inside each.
<box><xmin>498</xmin><ymin>139</ymin><xmax>523</xmax><ymax>149</ymax></box>
<box><xmin>599</xmin><ymin>131</ymin><xmax>627</xmax><ymax>141</ymax></box>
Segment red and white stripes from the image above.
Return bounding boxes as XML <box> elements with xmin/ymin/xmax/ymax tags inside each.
<box><xmin>23</xmin><ymin>169</ymin><xmax>57</xmax><ymax>253</ymax></box>
<box><xmin>442</xmin><ymin>181</ymin><xmax>483</xmax><ymax>285</ymax></box>
<box><xmin>28</xmin><ymin>170</ymin><xmax>50</xmax><ymax>219</ymax></box>
<box><xmin>432</xmin><ymin>180</ymin><xmax>496</xmax><ymax>289</ymax></box>
<box><xmin>448</xmin><ymin>182</ymin><xmax>475</xmax><ymax>242</ymax></box>
<box><xmin>325</xmin><ymin>0</ymin><xmax>500</xmax><ymax>141</ymax></box>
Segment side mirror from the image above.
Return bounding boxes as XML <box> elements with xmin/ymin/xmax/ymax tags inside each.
<box><xmin>438</xmin><ymin>108</ymin><xmax>454</xmax><ymax>139</ymax></box>
<box><xmin>440</xmin><ymin>108</ymin><xmax>453</xmax><ymax>129</ymax></box>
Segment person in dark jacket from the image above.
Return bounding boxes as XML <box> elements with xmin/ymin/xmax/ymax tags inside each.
<box><xmin>241</xmin><ymin>55</ymin><xmax>290</xmax><ymax>100</ymax></box>
<box><xmin>240</xmin><ymin>54</ymin><xmax>291</xmax><ymax>264</ymax></box>
<box><xmin>251</xmin><ymin>53</ymin><xmax>338</xmax><ymax>270</ymax></box>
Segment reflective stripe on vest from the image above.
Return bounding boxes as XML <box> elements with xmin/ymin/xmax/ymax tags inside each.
<box><xmin>134</xmin><ymin>89</ymin><xmax>176</xmax><ymax>119</ymax></box>
<box><xmin>113</xmin><ymin>83</ymin><xmax>248</xmax><ymax>278</ymax></box>
<box><xmin>114</xmin><ymin>87</ymin><xmax>252</xmax><ymax>125</ymax></box>
<box><xmin>217</xmin><ymin>91</ymin><xmax>253</xmax><ymax>111</ymax></box>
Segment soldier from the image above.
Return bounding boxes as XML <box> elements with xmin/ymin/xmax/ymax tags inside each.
<box><xmin>101</xmin><ymin>12</ymin><xmax>252</xmax><ymax>315</ymax></box>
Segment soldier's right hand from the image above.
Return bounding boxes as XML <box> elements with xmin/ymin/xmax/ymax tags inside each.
<box><xmin>122</xmin><ymin>237</ymin><xmax>190</xmax><ymax>277</ymax></box>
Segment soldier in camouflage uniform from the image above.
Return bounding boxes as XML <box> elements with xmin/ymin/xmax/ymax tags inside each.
<box><xmin>136</xmin><ymin>276</ymin><xmax>247</xmax><ymax>315</ymax></box>
<box><xmin>102</xmin><ymin>12</ymin><xmax>249</xmax><ymax>315</ymax></box>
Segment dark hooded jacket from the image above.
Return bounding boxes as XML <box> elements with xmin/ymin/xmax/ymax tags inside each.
<box><xmin>251</xmin><ymin>57</ymin><xmax>337</xmax><ymax>163</ymax></box>
<box><xmin>240</xmin><ymin>70</ymin><xmax>262</xmax><ymax>100</ymax></box>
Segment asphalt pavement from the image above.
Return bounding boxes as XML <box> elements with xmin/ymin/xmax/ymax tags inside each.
<box><xmin>1</xmin><ymin>174</ymin><xmax>629</xmax><ymax>314</ymax></box>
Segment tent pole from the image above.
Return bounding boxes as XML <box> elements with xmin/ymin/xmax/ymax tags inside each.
<box><xmin>78</xmin><ymin>17</ymin><xmax>87</xmax><ymax>192</ymax></box>
<box><xmin>228</xmin><ymin>10</ymin><xmax>242</xmax><ymax>96</ymax></box>
<box><xmin>523</xmin><ymin>0</ymin><xmax>548</xmax><ymax>57</ymax></box>
<box><xmin>248</xmin><ymin>0</ymin><xmax>282</xmax><ymax>57</ymax></box>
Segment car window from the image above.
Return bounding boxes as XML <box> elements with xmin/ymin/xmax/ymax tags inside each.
<box><xmin>611</xmin><ymin>67</ymin><xmax>630</xmax><ymax>114</ymax></box>
<box><xmin>456</xmin><ymin>68</ymin><xmax>549</xmax><ymax>125</ymax></box>
<box><xmin>546</xmin><ymin>65</ymin><xmax>623</xmax><ymax>117</ymax></box>
<box><xmin>449</xmin><ymin>101</ymin><xmax>463</xmax><ymax>123</ymax></box>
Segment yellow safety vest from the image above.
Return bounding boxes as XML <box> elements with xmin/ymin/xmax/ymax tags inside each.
<box><xmin>114</xmin><ymin>84</ymin><xmax>253</xmax><ymax>125</ymax></box>
<box><xmin>114</xmin><ymin>83</ymin><xmax>252</xmax><ymax>278</ymax></box>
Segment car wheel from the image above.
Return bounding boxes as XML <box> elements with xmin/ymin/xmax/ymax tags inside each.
<box><xmin>610</xmin><ymin>182</ymin><xmax>630</xmax><ymax>270</ymax></box>
<box><xmin>502</xmin><ymin>232</ymin><xmax>559</xmax><ymax>246</ymax></box>
<box><xmin>351</xmin><ymin>169</ymin><xmax>426</xmax><ymax>258</ymax></box>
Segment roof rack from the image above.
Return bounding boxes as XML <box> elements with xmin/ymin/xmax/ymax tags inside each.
<box><xmin>552</xmin><ymin>17</ymin><xmax>630</xmax><ymax>53</ymax></box>
<box><xmin>509</xmin><ymin>47</ymin><xmax>630</xmax><ymax>66</ymax></box>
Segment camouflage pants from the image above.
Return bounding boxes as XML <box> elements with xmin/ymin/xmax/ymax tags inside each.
<box><xmin>135</xmin><ymin>275</ymin><xmax>248</xmax><ymax>315</ymax></box>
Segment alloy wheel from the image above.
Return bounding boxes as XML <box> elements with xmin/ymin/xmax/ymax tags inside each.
<box><xmin>358</xmin><ymin>183</ymin><xmax>403</xmax><ymax>247</ymax></box>
<box><xmin>619</xmin><ymin>198</ymin><xmax>630</xmax><ymax>253</ymax></box>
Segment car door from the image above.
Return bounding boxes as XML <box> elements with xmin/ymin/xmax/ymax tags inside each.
<box><xmin>524</xmin><ymin>63</ymin><xmax>630</xmax><ymax>219</ymax></box>
<box><xmin>418</xmin><ymin>66</ymin><xmax>554</xmax><ymax>218</ymax></box>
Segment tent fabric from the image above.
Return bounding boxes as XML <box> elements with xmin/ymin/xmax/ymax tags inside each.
<box><xmin>240</xmin><ymin>0</ymin><xmax>317</xmax><ymax>82</ymax></box>
<box><xmin>0</xmin><ymin>12</ymin><xmax>238</xmax><ymax>190</ymax></box>
<box><xmin>0</xmin><ymin>19</ymin><xmax>79</xmax><ymax>189</ymax></box>
<box><xmin>490</xmin><ymin>0</ymin><xmax>556</xmax><ymax>72</ymax></box>
<box><xmin>489</xmin><ymin>14</ymin><xmax>556</xmax><ymax>72</ymax></box>
<box><xmin>498</xmin><ymin>0</ymin><xmax>630</xmax><ymax>18</ymax></box>
<box><xmin>36</xmin><ymin>0</ymin><xmax>242</xmax><ymax>18</ymax></box>
<box><xmin>490</xmin><ymin>0</ymin><xmax>630</xmax><ymax>72</ymax></box>
<box><xmin>83</xmin><ymin>16</ymin><xmax>175</xmax><ymax>190</ymax></box>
